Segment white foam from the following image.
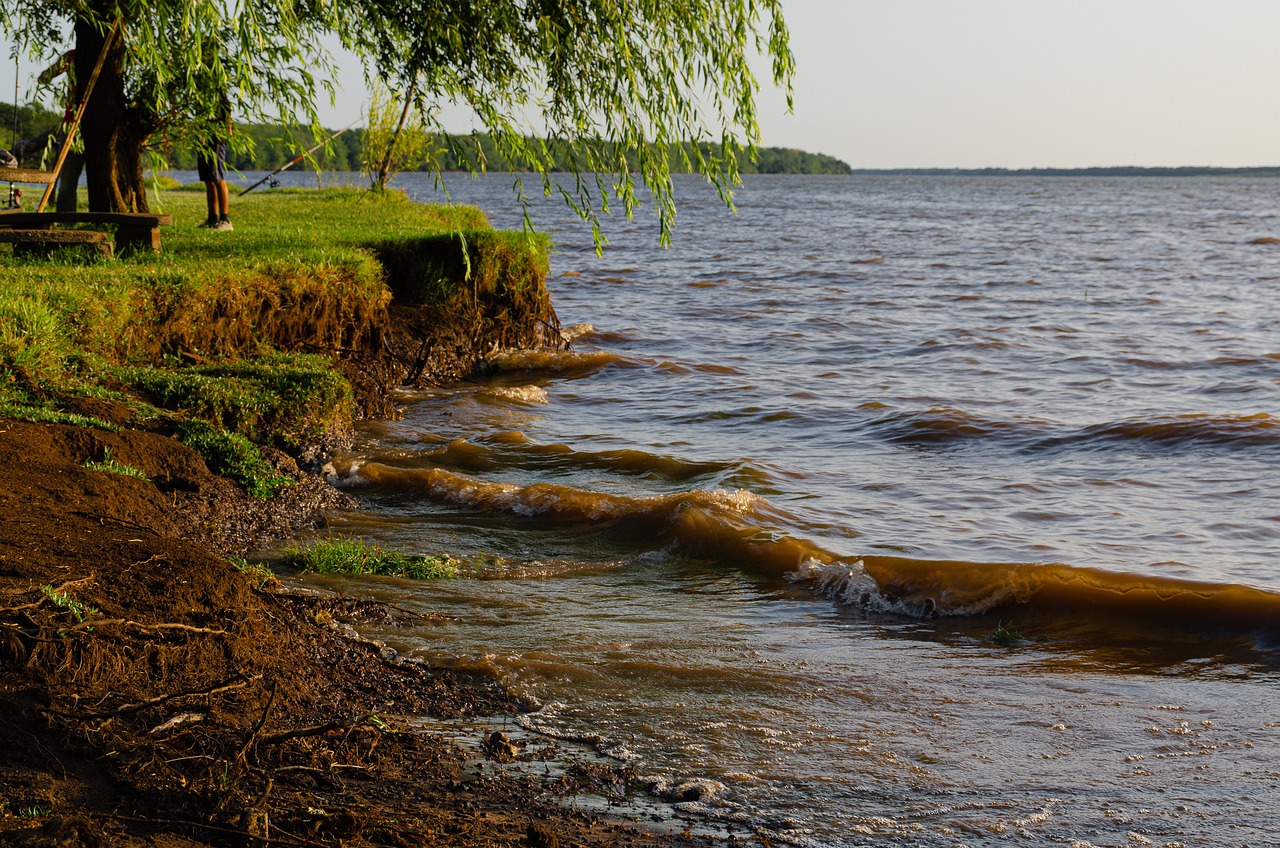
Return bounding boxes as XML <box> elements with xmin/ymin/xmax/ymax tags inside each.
<box><xmin>321</xmin><ymin>457</ymin><xmax>367</xmax><ymax>486</ymax></box>
<box><xmin>560</xmin><ymin>322</ymin><xmax>596</xmax><ymax>341</ymax></box>
<box><xmin>481</xmin><ymin>385</ymin><xmax>549</xmax><ymax>405</ymax></box>
<box><xmin>790</xmin><ymin>559</ymin><xmax>906</xmax><ymax>614</ymax></box>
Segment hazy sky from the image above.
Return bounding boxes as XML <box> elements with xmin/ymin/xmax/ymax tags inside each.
<box><xmin>3</xmin><ymin>0</ymin><xmax>1279</xmax><ymax>169</ymax></box>
<box><xmin>758</xmin><ymin>0</ymin><xmax>1280</xmax><ymax>168</ymax></box>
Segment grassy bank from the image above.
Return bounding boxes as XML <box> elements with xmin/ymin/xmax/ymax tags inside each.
<box><xmin>0</xmin><ymin>186</ymin><xmax>551</xmax><ymax>489</ymax></box>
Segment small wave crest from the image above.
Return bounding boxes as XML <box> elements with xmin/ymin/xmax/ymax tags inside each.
<box><xmin>326</xmin><ymin>462</ymin><xmax>831</xmax><ymax>573</ymax></box>
<box><xmin>508</xmin><ymin>442</ymin><xmax>738</xmax><ymax>482</ymax></box>
<box><xmin>857</xmin><ymin>408</ymin><xmax>1280</xmax><ymax>453</ymax></box>
<box><xmin>477</xmin><ymin>385</ymin><xmax>549</xmax><ymax>405</ymax></box>
<box><xmin>344</xmin><ymin>437</ymin><xmax>761</xmax><ymax>487</ymax></box>
<box><xmin>1064</xmin><ymin>412</ymin><xmax>1280</xmax><ymax>449</ymax></box>
<box><xmin>559</xmin><ymin>322</ymin><xmax>596</xmax><ymax>342</ymax></box>
<box><xmin>858</xmin><ymin>407</ymin><xmax>1050</xmax><ymax>448</ymax></box>
<box><xmin>796</xmin><ymin>556</ymin><xmax>1280</xmax><ymax>635</ymax></box>
<box><xmin>482</xmin><ymin>348</ymin><xmax>635</xmax><ymax>376</ymax></box>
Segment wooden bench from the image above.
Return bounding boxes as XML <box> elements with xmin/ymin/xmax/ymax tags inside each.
<box><xmin>0</xmin><ymin>167</ymin><xmax>58</xmax><ymax>186</ymax></box>
<box><xmin>0</xmin><ymin>227</ymin><xmax>113</xmax><ymax>258</ymax></box>
<box><xmin>1</xmin><ymin>165</ymin><xmax>58</xmax><ymax>214</ymax></box>
<box><xmin>0</xmin><ymin>211</ymin><xmax>172</xmax><ymax>255</ymax></box>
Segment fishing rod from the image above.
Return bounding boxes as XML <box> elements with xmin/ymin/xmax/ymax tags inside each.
<box><xmin>11</xmin><ymin>53</ymin><xmax>17</xmax><ymax>149</ymax></box>
<box><xmin>8</xmin><ymin>52</ymin><xmax>16</xmax><ymax>208</ymax></box>
<box><xmin>239</xmin><ymin>116</ymin><xmax>362</xmax><ymax>196</ymax></box>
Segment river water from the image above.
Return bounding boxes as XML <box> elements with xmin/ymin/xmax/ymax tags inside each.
<box><xmin>266</xmin><ymin>172</ymin><xmax>1280</xmax><ymax>846</ymax></box>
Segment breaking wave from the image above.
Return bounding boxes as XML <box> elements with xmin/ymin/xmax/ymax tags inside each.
<box><xmin>797</xmin><ymin>556</ymin><xmax>1280</xmax><ymax>635</ymax></box>
<box><xmin>326</xmin><ymin>460</ymin><xmax>830</xmax><ymax>573</ymax></box>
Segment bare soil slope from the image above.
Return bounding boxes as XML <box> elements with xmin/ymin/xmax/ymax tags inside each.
<box><xmin>0</xmin><ymin>416</ymin><xmax>710</xmax><ymax>847</ymax></box>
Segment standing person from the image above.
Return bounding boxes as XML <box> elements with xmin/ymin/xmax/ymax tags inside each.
<box><xmin>198</xmin><ymin>98</ymin><xmax>232</xmax><ymax>230</ymax></box>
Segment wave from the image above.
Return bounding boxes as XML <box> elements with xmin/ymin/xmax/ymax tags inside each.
<box><xmin>798</xmin><ymin>556</ymin><xmax>1280</xmax><ymax>635</ymax></box>
<box><xmin>383</xmin><ymin>436</ymin><xmax>742</xmax><ymax>483</ymax></box>
<box><xmin>325</xmin><ymin>461</ymin><xmax>829</xmax><ymax>572</ymax></box>
<box><xmin>855</xmin><ymin>408</ymin><xmax>1280</xmax><ymax>452</ymax></box>
<box><xmin>857</xmin><ymin>407</ymin><xmax>1052</xmax><ymax>447</ymax></box>
<box><xmin>325</xmin><ymin>456</ymin><xmax>1280</xmax><ymax>641</ymax></box>
<box><xmin>1063</xmin><ymin>412</ymin><xmax>1280</xmax><ymax>449</ymax></box>
<box><xmin>482</xmin><ymin>348</ymin><xmax>639</xmax><ymax>377</ymax></box>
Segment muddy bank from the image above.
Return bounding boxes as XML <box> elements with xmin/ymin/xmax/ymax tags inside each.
<box><xmin>0</xmin><ymin>414</ymin><xmax>721</xmax><ymax>846</ymax></box>
<box><xmin>0</xmin><ymin>225</ymin><xmax>714</xmax><ymax>845</ymax></box>
<box><xmin>344</xmin><ymin>232</ymin><xmax>566</xmax><ymax>419</ymax></box>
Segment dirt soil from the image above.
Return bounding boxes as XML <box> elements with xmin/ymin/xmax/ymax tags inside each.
<box><xmin>0</xmin><ymin>411</ymin><xmax>721</xmax><ymax>847</ymax></box>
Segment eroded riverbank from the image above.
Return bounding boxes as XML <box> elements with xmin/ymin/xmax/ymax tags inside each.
<box><xmin>0</xmin><ymin>189</ymin><xmax>718</xmax><ymax>845</ymax></box>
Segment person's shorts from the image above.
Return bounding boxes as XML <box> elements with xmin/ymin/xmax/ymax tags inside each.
<box><xmin>197</xmin><ymin>141</ymin><xmax>227</xmax><ymax>182</ymax></box>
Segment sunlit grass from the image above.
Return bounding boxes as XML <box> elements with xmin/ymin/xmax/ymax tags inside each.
<box><xmin>82</xmin><ymin>447</ymin><xmax>149</xmax><ymax>480</ymax></box>
<box><xmin>284</xmin><ymin>537</ymin><xmax>461</xmax><ymax>580</ymax></box>
<box><xmin>0</xmin><ymin>187</ymin><xmax>550</xmax><ymax>497</ymax></box>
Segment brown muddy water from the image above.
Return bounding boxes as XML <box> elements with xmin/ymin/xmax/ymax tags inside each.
<box><xmin>252</xmin><ymin>172</ymin><xmax>1280</xmax><ymax>846</ymax></box>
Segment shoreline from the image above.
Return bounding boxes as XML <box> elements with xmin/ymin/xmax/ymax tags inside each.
<box><xmin>0</xmin><ymin>189</ymin><xmax>721</xmax><ymax>846</ymax></box>
<box><xmin>0</xmin><ymin>404</ymin><xmax>722</xmax><ymax>848</ymax></box>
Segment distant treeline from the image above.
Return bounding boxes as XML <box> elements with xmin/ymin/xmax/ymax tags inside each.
<box><xmin>166</xmin><ymin>123</ymin><xmax>853</xmax><ymax>175</ymax></box>
<box><xmin>3</xmin><ymin>103</ymin><xmax>850</xmax><ymax>175</ymax></box>
<box><xmin>850</xmin><ymin>166</ymin><xmax>1280</xmax><ymax>177</ymax></box>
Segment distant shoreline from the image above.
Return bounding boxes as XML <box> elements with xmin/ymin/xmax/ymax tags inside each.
<box><xmin>846</xmin><ymin>166</ymin><xmax>1280</xmax><ymax>177</ymax></box>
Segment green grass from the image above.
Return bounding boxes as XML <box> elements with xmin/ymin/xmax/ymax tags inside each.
<box><xmin>112</xmin><ymin>353</ymin><xmax>352</xmax><ymax>451</ymax></box>
<box><xmin>375</xmin><ymin>229</ymin><xmax>552</xmax><ymax>305</ymax></box>
<box><xmin>0</xmin><ymin>396</ymin><xmax>119</xmax><ymax>431</ymax></box>
<box><xmin>0</xmin><ymin>187</ymin><xmax>551</xmax><ymax>506</ymax></box>
<box><xmin>82</xmin><ymin>447</ymin><xmax>149</xmax><ymax>480</ymax></box>
<box><xmin>0</xmin><ymin>189</ymin><xmax>498</xmax><ymax>383</ymax></box>
<box><xmin>41</xmin><ymin>584</ymin><xmax>100</xmax><ymax>623</ymax></box>
<box><xmin>175</xmin><ymin>420</ymin><xmax>291</xmax><ymax>500</ymax></box>
<box><xmin>992</xmin><ymin>619</ymin><xmax>1024</xmax><ymax>647</ymax></box>
<box><xmin>226</xmin><ymin>556</ymin><xmax>280</xmax><ymax>590</ymax></box>
<box><xmin>285</xmin><ymin>537</ymin><xmax>460</xmax><ymax>580</ymax></box>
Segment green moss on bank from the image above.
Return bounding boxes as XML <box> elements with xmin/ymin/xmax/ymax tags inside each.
<box><xmin>112</xmin><ymin>354</ymin><xmax>352</xmax><ymax>452</ymax></box>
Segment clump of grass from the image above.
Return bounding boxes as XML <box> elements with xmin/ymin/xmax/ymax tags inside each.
<box><xmin>227</xmin><ymin>556</ymin><xmax>280</xmax><ymax>591</ymax></box>
<box><xmin>0</xmin><ymin>296</ymin><xmax>70</xmax><ymax>388</ymax></box>
<box><xmin>992</xmin><ymin>619</ymin><xmax>1024</xmax><ymax>647</ymax></box>
<box><xmin>41</xmin><ymin>584</ymin><xmax>100</xmax><ymax>623</ymax></box>
<box><xmin>82</xmin><ymin>447</ymin><xmax>149</xmax><ymax>480</ymax></box>
<box><xmin>285</xmin><ymin>537</ymin><xmax>460</xmax><ymax>579</ymax></box>
<box><xmin>175</xmin><ymin>419</ymin><xmax>291</xmax><ymax>500</ymax></box>
<box><xmin>0</xmin><ymin>397</ymin><xmax>119</xmax><ymax>431</ymax></box>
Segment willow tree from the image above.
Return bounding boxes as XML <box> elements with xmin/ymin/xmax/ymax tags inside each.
<box><xmin>2</xmin><ymin>0</ymin><xmax>340</xmax><ymax>212</ymax></box>
<box><xmin>1</xmin><ymin>0</ymin><xmax>793</xmax><ymax>230</ymax></box>
<box><xmin>363</xmin><ymin>81</ymin><xmax>431</xmax><ymax>192</ymax></box>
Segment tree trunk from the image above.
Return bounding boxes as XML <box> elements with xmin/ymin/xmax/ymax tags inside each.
<box><xmin>74</xmin><ymin>12</ymin><xmax>149</xmax><ymax>213</ymax></box>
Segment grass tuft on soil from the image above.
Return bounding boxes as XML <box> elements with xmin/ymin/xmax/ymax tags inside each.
<box><xmin>81</xmin><ymin>446</ymin><xmax>149</xmax><ymax>480</ymax></box>
<box><xmin>174</xmin><ymin>418</ymin><xmax>293</xmax><ymax>499</ymax></box>
<box><xmin>284</xmin><ymin>536</ymin><xmax>461</xmax><ymax>579</ymax></box>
